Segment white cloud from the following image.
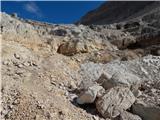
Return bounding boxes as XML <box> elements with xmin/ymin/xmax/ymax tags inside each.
<box><xmin>24</xmin><ymin>2</ymin><xmax>43</xmax><ymax>17</ymax></box>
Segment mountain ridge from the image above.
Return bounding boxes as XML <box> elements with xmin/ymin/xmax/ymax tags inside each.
<box><xmin>78</xmin><ymin>1</ymin><xmax>160</xmax><ymax>25</ymax></box>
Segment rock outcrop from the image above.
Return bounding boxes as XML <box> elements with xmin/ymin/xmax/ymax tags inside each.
<box><xmin>79</xmin><ymin>1</ymin><xmax>160</xmax><ymax>53</ymax></box>
<box><xmin>79</xmin><ymin>1</ymin><xmax>160</xmax><ymax>25</ymax></box>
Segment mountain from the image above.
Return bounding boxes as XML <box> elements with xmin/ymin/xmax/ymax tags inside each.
<box><xmin>79</xmin><ymin>1</ymin><xmax>160</xmax><ymax>51</ymax></box>
<box><xmin>79</xmin><ymin>1</ymin><xmax>160</xmax><ymax>25</ymax></box>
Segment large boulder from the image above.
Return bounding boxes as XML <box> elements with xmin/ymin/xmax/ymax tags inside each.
<box><xmin>57</xmin><ymin>39</ymin><xmax>88</xmax><ymax>56</ymax></box>
<box><xmin>96</xmin><ymin>87</ymin><xmax>135</xmax><ymax>118</ymax></box>
<box><xmin>132</xmin><ymin>100</ymin><xmax>160</xmax><ymax>120</ymax></box>
<box><xmin>97</xmin><ymin>72</ymin><xmax>141</xmax><ymax>91</ymax></box>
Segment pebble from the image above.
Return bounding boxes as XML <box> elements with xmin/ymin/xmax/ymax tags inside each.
<box><xmin>23</xmin><ymin>62</ymin><xmax>30</xmax><ymax>66</ymax></box>
<box><xmin>93</xmin><ymin>116</ymin><xmax>99</xmax><ymax>120</ymax></box>
<box><xmin>17</xmin><ymin>64</ymin><xmax>23</xmax><ymax>68</ymax></box>
<box><xmin>64</xmin><ymin>91</ymin><xmax>69</xmax><ymax>96</ymax></box>
<box><xmin>15</xmin><ymin>70</ymin><xmax>23</xmax><ymax>76</ymax></box>
<box><xmin>50</xmin><ymin>75</ymin><xmax>54</xmax><ymax>78</ymax></box>
<box><xmin>50</xmin><ymin>81</ymin><xmax>57</xmax><ymax>86</ymax></box>
<box><xmin>68</xmin><ymin>93</ymin><xmax>77</xmax><ymax>101</ymax></box>
<box><xmin>59</xmin><ymin>83</ymin><xmax>64</xmax><ymax>87</ymax></box>
<box><xmin>30</xmin><ymin>61</ymin><xmax>38</xmax><ymax>66</ymax></box>
<box><xmin>68</xmin><ymin>81</ymin><xmax>77</xmax><ymax>90</ymax></box>
<box><xmin>14</xmin><ymin>53</ymin><xmax>20</xmax><ymax>59</ymax></box>
<box><xmin>151</xmin><ymin>88</ymin><xmax>157</xmax><ymax>93</ymax></box>
<box><xmin>3</xmin><ymin>61</ymin><xmax>9</xmax><ymax>65</ymax></box>
<box><xmin>13</xmin><ymin>99</ymin><xmax>20</xmax><ymax>105</ymax></box>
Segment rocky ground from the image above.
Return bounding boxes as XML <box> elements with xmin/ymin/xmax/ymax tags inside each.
<box><xmin>1</xmin><ymin>2</ymin><xmax>160</xmax><ymax>120</ymax></box>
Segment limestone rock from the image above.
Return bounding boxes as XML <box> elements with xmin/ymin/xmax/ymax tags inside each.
<box><xmin>132</xmin><ymin>100</ymin><xmax>160</xmax><ymax>120</ymax></box>
<box><xmin>57</xmin><ymin>40</ymin><xmax>88</xmax><ymax>56</ymax></box>
<box><xmin>115</xmin><ymin>111</ymin><xmax>142</xmax><ymax>120</ymax></box>
<box><xmin>76</xmin><ymin>84</ymin><xmax>105</xmax><ymax>104</ymax></box>
<box><xmin>97</xmin><ymin>72</ymin><xmax>141</xmax><ymax>91</ymax></box>
<box><xmin>96</xmin><ymin>87</ymin><xmax>135</xmax><ymax>118</ymax></box>
<box><xmin>80</xmin><ymin>55</ymin><xmax>160</xmax><ymax>85</ymax></box>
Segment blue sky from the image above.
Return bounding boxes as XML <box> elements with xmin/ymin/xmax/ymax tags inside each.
<box><xmin>1</xmin><ymin>1</ymin><xmax>105</xmax><ymax>24</ymax></box>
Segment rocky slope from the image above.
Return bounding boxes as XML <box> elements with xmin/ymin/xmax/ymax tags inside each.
<box><xmin>79</xmin><ymin>1</ymin><xmax>160</xmax><ymax>25</ymax></box>
<box><xmin>1</xmin><ymin>2</ymin><xmax>160</xmax><ymax>120</ymax></box>
<box><xmin>79</xmin><ymin>1</ymin><xmax>160</xmax><ymax>57</ymax></box>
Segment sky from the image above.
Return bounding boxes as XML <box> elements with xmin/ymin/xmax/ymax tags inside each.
<box><xmin>1</xmin><ymin>1</ymin><xmax>105</xmax><ymax>24</ymax></box>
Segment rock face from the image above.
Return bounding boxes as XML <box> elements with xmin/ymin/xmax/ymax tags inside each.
<box><xmin>79</xmin><ymin>1</ymin><xmax>160</xmax><ymax>51</ymax></box>
<box><xmin>1</xmin><ymin>1</ymin><xmax>160</xmax><ymax>120</ymax></box>
<box><xmin>96</xmin><ymin>87</ymin><xmax>135</xmax><ymax>118</ymax></box>
<box><xmin>79</xmin><ymin>1</ymin><xmax>160</xmax><ymax>25</ymax></box>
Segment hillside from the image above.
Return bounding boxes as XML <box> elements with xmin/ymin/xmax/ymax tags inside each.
<box><xmin>79</xmin><ymin>1</ymin><xmax>160</xmax><ymax>25</ymax></box>
<box><xmin>1</xmin><ymin>2</ymin><xmax>160</xmax><ymax>120</ymax></box>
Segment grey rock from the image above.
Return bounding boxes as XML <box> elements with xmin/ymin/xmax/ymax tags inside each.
<box><xmin>3</xmin><ymin>60</ymin><xmax>9</xmax><ymax>65</ymax></box>
<box><xmin>115</xmin><ymin>111</ymin><xmax>142</xmax><ymax>120</ymax></box>
<box><xmin>17</xmin><ymin>64</ymin><xmax>23</xmax><ymax>68</ymax></box>
<box><xmin>77</xmin><ymin>84</ymin><xmax>105</xmax><ymax>104</ymax></box>
<box><xmin>132</xmin><ymin>100</ymin><xmax>160</xmax><ymax>120</ymax></box>
<box><xmin>68</xmin><ymin>81</ymin><xmax>77</xmax><ymax>90</ymax></box>
<box><xmin>96</xmin><ymin>87</ymin><xmax>135</xmax><ymax>118</ymax></box>
<box><xmin>97</xmin><ymin>72</ymin><xmax>141</xmax><ymax>93</ymax></box>
<box><xmin>23</xmin><ymin>62</ymin><xmax>30</xmax><ymax>67</ymax></box>
<box><xmin>132</xmin><ymin>96</ymin><xmax>160</xmax><ymax>120</ymax></box>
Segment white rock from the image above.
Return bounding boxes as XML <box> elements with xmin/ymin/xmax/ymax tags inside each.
<box><xmin>17</xmin><ymin>64</ymin><xmax>23</xmax><ymax>68</ymax></box>
<box><xmin>77</xmin><ymin>84</ymin><xmax>104</xmax><ymax>104</ymax></box>
<box><xmin>96</xmin><ymin>87</ymin><xmax>135</xmax><ymax>118</ymax></box>
<box><xmin>97</xmin><ymin>72</ymin><xmax>141</xmax><ymax>97</ymax></box>
<box><xmin>23</xmin><ymin>62</ymin><xmax>30</xmax><ymax>66</ymax></box>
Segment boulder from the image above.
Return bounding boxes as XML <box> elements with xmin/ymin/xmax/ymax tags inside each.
<box><xmin>115</xmin><ymin>111</ymin><xmax>142</xmax><ymax>120</ymax></box>
<box><xmin>132</xmin><ymin>100</ymin><xmax>160</xmax><ymax>120</ymax></box>
<box><xmin>97</xmin><ymin>72</ymin><xmax>141</xmax><ymax>96</ymax></box>
<box><xmin>51</xmin><ymin>29</ymin><xmax>68</xmax><ymax>36</ymax></box>
<box><xmin>96</xmin><ymin>87</ymin><xmax>135</xmax><ymax>118</ymax></box>
<box><xmin>114</xmin><ymin>111</ymin><xmax>142</xmax><ymax>120</ymax></box>
<box><xmin>57</xmin><ymin>40</ymin><xmax>88</xmax><ymax>56</ymax></box>
<box><xmin>76</xmin><ymin>84</ymin><xmax>105</xmax><ymax>104</ymax></box>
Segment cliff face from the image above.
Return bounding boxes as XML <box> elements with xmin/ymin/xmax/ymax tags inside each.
<box><xmin>79</xmin><ymin>1</ymin><xmax>160</xmax><ymax>51</ymax></box>
<box><xmin>79</xmin><ymin>1</ymin><xmax>160</xmax><ymax>25</ymax></box>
